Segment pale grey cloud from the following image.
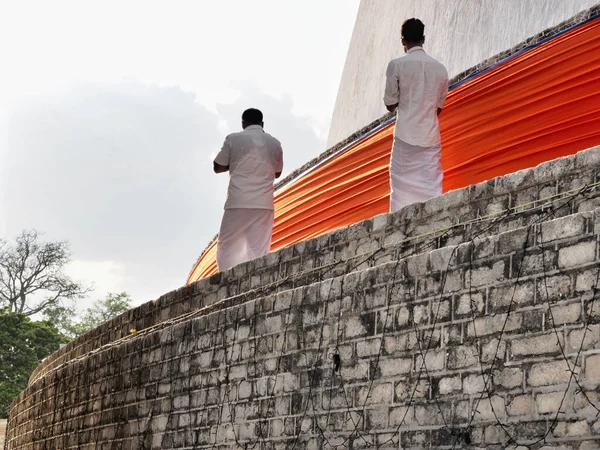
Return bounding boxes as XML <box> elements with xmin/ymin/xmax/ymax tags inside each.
<box><xmin>1</xmin><ymin>80</ymin><xmax>324</xmax><ymax>304</ymax></box>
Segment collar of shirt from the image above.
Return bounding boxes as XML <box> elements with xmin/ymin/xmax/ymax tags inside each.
<box><xmin>407</xmin><ymin>46</ymin><xmax>425</xmax><ymax>54</ymax></box>
<box><xmin>244</xmin><ymin>125</ymin><xmax>264</xmax><ymax>132</ymax></box>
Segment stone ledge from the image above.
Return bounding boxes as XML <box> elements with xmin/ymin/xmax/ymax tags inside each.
<box><xmin>27</xmin><ymin>145</ymin><xmax>600</xmax><ymax>387</ymax></box>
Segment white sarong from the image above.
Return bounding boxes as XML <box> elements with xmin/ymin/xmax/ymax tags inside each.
<box><xmin>216</xmin><ymin>208</ymin><xmax>274</xmax><ymax>272</ymax></box>
<box><xmin>389</xmin><ymin>138</ymin><xmax>443</xmax><ymax>213</ymax></box>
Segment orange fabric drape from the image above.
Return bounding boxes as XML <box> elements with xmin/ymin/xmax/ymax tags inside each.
<box><xmin>188</xmin><ymin>16</ymin><xmax>600</xmax><ymax>283</ymax></box>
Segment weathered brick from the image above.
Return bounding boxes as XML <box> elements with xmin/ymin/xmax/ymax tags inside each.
<box><xmin>568</xmin><ymin>325</ymin><xmax>600</xmax><ymax>352</ymax></box>
<box><xmin>592</xmin><ymin>418</ymin><xmax>600</xmax><ymax>434</ymax></box>
<box><xmin>396</xmin><ymin>306</ymin><xmax>410</xmax><ymax>328</ymax></box>
<box><xmin>448</xmin><ymin>345</ymin><xmax>479</xmax><ymax>369</ymax></box>
<box><xmin>536</xmin><ymin>391</ymin><xmax>567</xmax><ymax>414</ymax></box>
<box><xmin>389</xmin><ymin>406</ymin><xmax>414</xmax><ymax>427</ymax></box>
<box><xmin>456</xmin><ymin>292</ymin><xmax>485</xmax><ymax>316</ymax></box>
<box><xmin>481</xmin><ymin>337</ymin><xmax>506</xmax><ymax>363</ymax></box>
<box><xmin>553</xmin><ymin>420</ymin><xmax>590</xmax><ymax>438</ymax></box>
<box><xmin>238</xmin><ymin>381</ymin><xmax>252</xmax><ymax>399</ymax></box>
<box><xmin>395</xmin><ymin>379</ymin><xmax>429</xmax><ymax>401</ymax></box>
<box><xmin>490</xmin><ymin>281</ymin><xmax>534</xmax><ymax>308</ymax></box>
<box><xmin>549</xmin><ymin>302</ymin><xmax>582</xmax><ymax>326</ymax></box>
<box><xmin>413</xmin><ymin>303</ymin><xmax>429</xmax><ymax>325</ymax></box>
<box><xmin>587</xmin><ymin>299</ymin><xmax>600</xmax><ymax>320</ymax></box>
<box><xmin>340</xmin><ymin>362</ymin><xmax>369</xmax><ymax>381</ymax></box>
<box><xmin>356</xmin><ymin>383</ymin><xmax>393</xmax><ymax>406</ymax></box>
<box><xmin>558</xmin><ymin>241</ymin><xmax>596</xmax><ymax>269</ymax></box>
<box><xmin>372</xmin><ymin>213</ymin><xmax>389</xmax><ymax>232</ymax></box>
<box><xmin>572</xmin><ymin>389</ymin><xmax>600</xmax><ymax>414</ymax></box>
<box><xmin>443</xmin><ymin>270</ymin><xmax>463</xmax><ymax>292</ymax></box>
<box><xmin>473</xmin><ymin>395</ymin><xmax>506</xmax><ymax>421</ymax></box>
<box><xmin>270</xmin><ymin>419</ymin><xmax>285</xmax><ymax>437</ymax></box>
<box><xmin>484</xmin><ymin>424</ymin><xmax>507</xmax><ymax>444</ymax></box>
<box><xmin>494</xmin><ymin>367</ymin><xmax>523</xmax><ymax>390</ymax></box>
<box><xmin>430</xmin><ymin>246</ymin><xmax>458</xmax><ymax>271</ymax></box>
<box><xmin>406</xmin><ymin>253</ymin><xmax>429</xmax><ymax>277</ymax></box>
<box><xmin>463</xmin><ymin>374</ymin><xmax>487</xmax><ymax>395</ymax></box>
<box><xmin>466</xmin><ymin>260</ymin><xmax>506</xmax><ymax>287</ymax></box>
<box><xmin>537</xmin><ymin>274</ymin><xmax>571</xmax><ymax>302</ymax></box>
<box><xmin>345</xmin><ymin>315</ymin><xmax>367</xmax><ymax>338</ymax></box>
<box><xmin>498</xmin><ymin>227</ymin><xmax>531</xmax><ymax>254</ymax></box>
<box><xmin>507</xmin><ymin>394</ymin><xmax>532</xmax><ymax>416</ymax></box>
<box><xmin>366</xmin><ymin>406</ymin><xmax>388</xmax><ymax>429</ymax></box>
<box><xmin>356</xmin><ymin>339</ymin><xmax>381</xmax><ymax>357</ymax></box>
<box><xmin>528</xmin><ymin>360</ymin><xmax>575</xmax><ymax>387</ymax></box>
<box><xmin>468</xmin><ymin>313</ymin><xmax>522</xmax><ymax>337</ymax></box>
<box><xmin>540</xmin><ymin>214</ymin><xmax>586</xmax><ymax>243</ymax></box>
<box><xmin>415</xmin><ymin>349</ymin><xmax>445</xmax><ymax>372</ymax></box>
<box><xmin>414</xmin><ymin>403</ymin><xmax>446</xmax><ymax>425</ymax></box>
<box><xmin>520</xmin><ymin>250</ymin><xmax>557</xmax><ymax>275</ymax></box>
<box><xmin>378</xmin><ymin>358</ymin><xmax>412</xmax><ymax>377</ymax></box>
<box><xmin>585</xmin><ymin>354</ymin><xmax>600</xmax><ymax>379</ymax></box>
<box><xmin>438</xmin><ymin>376</ymin><xmax>462</xmax><ymax>395</ymax></box>
<box><xmin>576</xmin><ymin>269</ymin><xmax>599</xmax><ymax>293</ymax></box>
<box><xmin>511</xmin><ymin>333</ymin><xmax>563</xmax><ymax>357</ymax></box>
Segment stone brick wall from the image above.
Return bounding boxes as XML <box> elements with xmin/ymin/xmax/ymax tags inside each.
<box><xmin>28</xmin><ymin>145</ymin><xmax>600</xmax><ymax>387</ymax></box>
<box><xmin>6</xmin><ymin>145</ymin><xmax>600</xmax><ymax>449</ymax></box>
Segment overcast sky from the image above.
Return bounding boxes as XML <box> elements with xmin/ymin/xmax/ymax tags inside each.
<box><xmin>0</xmin><ymin>0</ymin><xmax>360</xmax><ymax>311</ymax></box>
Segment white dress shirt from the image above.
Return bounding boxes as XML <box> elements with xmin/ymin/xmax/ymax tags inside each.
<box><xmin>384</xmin><ymin>46</ymin><xmax>449</xmax><ymax>147</ymax></box>
<box><xmin>214</xmin><ymin>125</ymin><xmax>283</xmax><ymax>210</ymax></box>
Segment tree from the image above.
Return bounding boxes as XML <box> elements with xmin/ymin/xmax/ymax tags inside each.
<box><xmin>44</xmin><ymin>292</ymin><xmax>133</xmax><ymax>339</ymax></box>
<box><xmin>78</xmin><ymin>292</ymin><xmax>132</xmax><ymax>330</ymax></box>
<box><xmin>0</xmin><ymin>313</ymin><xmax>66</xmax><ymax>418</ymax></box>
<box><xmin>0</xmin><ymin>230</ymin><xmax>90</xmax><ymax>316</ymax></box>
<box><xmin>42</xmin><ymin>302</ymin><xmax>82</xmax><ymax>339</ymax></box>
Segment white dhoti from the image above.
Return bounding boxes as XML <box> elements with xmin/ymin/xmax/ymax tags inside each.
<box><xmin>216</xmin><ymin>208</ymin><xmax>274</xmax><ymax>272</ymax></box>
<box><xmin>389</xmin><ymin>138</ymin><xmax>443</xmax><ymax>212</ymax></box>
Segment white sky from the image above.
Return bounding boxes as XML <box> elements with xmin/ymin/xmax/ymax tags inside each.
<box><xmin>0</xmin><ymin>1</ymin><xmax>359</xmax><ymax>130</ymax></box>
<box><xmin>0</xmin><ymin>0</ymin><xmax>360</xmax><ymax>311</ymax></box>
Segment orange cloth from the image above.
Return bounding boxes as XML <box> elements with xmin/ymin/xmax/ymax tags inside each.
<box><xmin>188</xmin><ymin>16</ymin><xmax>600</xmax><ymax>283</ymax></box>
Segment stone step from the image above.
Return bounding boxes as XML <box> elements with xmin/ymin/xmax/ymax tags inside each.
<box><xmin>28</xmin><ymin>145</ymin><xmax>600</xmax><ymax>385</ymax></box>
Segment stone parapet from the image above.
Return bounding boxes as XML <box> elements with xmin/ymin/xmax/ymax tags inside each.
<box><xmin>6</xmin><ymin>146</ymin><xmax>600</xmax><ymax>448</ymax></box>
<box><xmin>28</xmin><ymin>145</ymin><xmax>600</xmax><ymax>387</ymax></box>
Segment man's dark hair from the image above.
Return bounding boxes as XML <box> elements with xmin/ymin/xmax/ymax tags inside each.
<box><xmin>242</xmin><ymin>108</ymin><xmax>263</xmax><ymax>125</ymax></box>
<box><xmin>401</xmin><ymin>18</ymin><xmax>425</xmax><ymax>43</ymax></box>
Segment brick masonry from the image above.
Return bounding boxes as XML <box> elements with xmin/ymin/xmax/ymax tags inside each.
<box><xmin>6</xmin><ymin>145</ymin><xmax>600</xmax><ymax>449</ymax></box>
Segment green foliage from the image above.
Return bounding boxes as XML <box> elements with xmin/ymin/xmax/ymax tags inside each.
<box><xmin>42</xmin><ymin>303</ymin><xmax>82</xmax><ymax>340</ymax></box>
<box><xmin>0</xmin><ymin>313</ymin><xmax>66</xmax><ymax>418</ymax></box>
<box><xmin>79</xmin><ymin>292</ymin><xmax>132</xmax><ymax>332</ymax></box>
<box><xmin>44</xmin><ymin>292</ymin><xmax>132</xmax><ymax>340</ymax></box>
<box><xmin>1</xmin><ymin>293</ymin><xmax>132</xmax><ymax>418</ymax></box>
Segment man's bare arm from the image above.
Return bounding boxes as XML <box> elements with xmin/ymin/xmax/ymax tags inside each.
<box><xmin>275</xmin><ymin>172</ymin><xmax>282</xmax><ymax>179</ymax></box>
<box><xmin>386</xmin><ymin>103</ymin><xmax>399</xmax><ymax>113</ymax></box>
<box><xmin>213</xmin><ymin>162</ymin><xmax>229</xmax><ymax>173</ymax></box>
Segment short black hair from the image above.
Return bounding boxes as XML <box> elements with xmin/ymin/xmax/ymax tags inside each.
<box><xmin>242</xmin><ymin>108</ymin><xmax>263</xmax><ymax>125</ymax></box>
<box><xmin>401</xmin><ymin>18</ymin><xmax>425</xmax><ymax>43</ymax></box>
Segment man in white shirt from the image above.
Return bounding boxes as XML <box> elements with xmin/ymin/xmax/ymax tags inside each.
<box><xmin>384</xmin><ymin>18</ymin><xmax>449</xmax><ymax>212</ymax></box>
<box><xmin>213</xmin><ymin>108</ymin><xmax>283</xmax><ymax>272</ymax></box>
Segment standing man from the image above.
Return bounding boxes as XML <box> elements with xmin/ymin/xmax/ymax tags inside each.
<box><xmin>213</xmin><ymin>108</ymin><xmax>283</xmax><ymax>272</ymax></box>
<box><xmin>384</xmin><ymin>18</ymin><xmax>449</xmax><ymax>212</ymax></box>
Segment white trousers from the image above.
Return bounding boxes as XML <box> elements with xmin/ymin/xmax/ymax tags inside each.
<box><xmin>390</xmin><ymin>138</ymin><xmax>443</xmax><ymax>212</ymax></box>
<box><xmin>216</xmin><ymin>208</ymin><xmax>274</xmax><ymax>272</ymax></box>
